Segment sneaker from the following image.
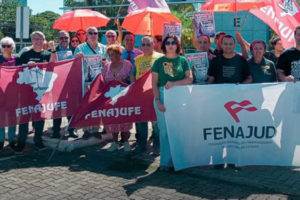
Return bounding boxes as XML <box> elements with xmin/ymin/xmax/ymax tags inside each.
<box><xmin>68</xmin><ymin>131</ymin><xmax>79</xmax><ymax>139</ymax></box>
<box><xmin>82</xmin><ymin>131</ymin><xmax>91</xmax><ymax>140</ymax></box>
<box><xmin>107</xmin><ymin>142</ymin><xmax>118</xmax><ymax>152</ymax></box>
<box><xmin>123</xmin><ymin>142</ymin><xmax>131</xmax><ymax>152</ymax></box>
<box><xmin>34</xmin><ymin>143</ymin><xmax>47</xmax><ymax>151</ymax></box>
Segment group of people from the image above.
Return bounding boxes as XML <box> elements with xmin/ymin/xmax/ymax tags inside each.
<box><xmin>0</xmin><ymin>22</ymin><xmax>299</xmax><ymax>171</ymax></box>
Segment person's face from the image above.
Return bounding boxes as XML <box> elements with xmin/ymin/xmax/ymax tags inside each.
<box><xmin>216</xmin><ymin>34</ymin><xmax>225</xmax><ymax>49</ymax></box>
<box><xmin>124</xmin><ymin>34</ymin><xmax>135</xmax><ymax>51</ymax></box>
<box><xmin>31</xmin><ymin>34</ymin><xmax>45</xmax><ymax>50</ymax></box>
<box><xmin>221</xmin><ymin>37</ymin><xmax>235</xmax><ymax>54</ymax></box>
<box><xmin>106</xmin><ymin>33</ymin><xmax>117</xmax><ymax>45</ymax></box>
<box><xmin>154</xmin><ymin>37</ymin><xmax>162</xmax><ymax>51</ymax></box>
<box><xmin>165</xmin><ymin>38</ymin><xmax>177</xmax><ymax>54</ymax></box>
<box><xmin>87</xmin><ymin>28</ymin><xmax>99</xmax><ymax>43</ymax></box>
<box><xmin>108</xmin><ymin>50</ymin><xmax>120</xmax><ymax>63</ymax></box>
<box><xmin>58</xmin><ymin>32</ymin><xmax>70</xmax><ymax>49</ymax></box>
<box><xmin>141</xmin><ymin>38</ymin><xmax>154</xmax><ymax>55</ymax></box>
<box><xmin>198</xmin><ymin>36</ymin><xmax>210</xmax><ymax>52</ymax></box>
<box><xmin>1</xmin><ymin>43</ymin><xmax>13</xmax><ymax>55</ymax></box>
<box><xmin>76</xmin><ymin>31</ymin><xmax>87</xmax><ymax>43</ymax></box>
<box><xmin>252</xmin><ymin>43</ymin><xmax>265</xmax><ymax>61</ymax></box>
<box><xmin>70</xmin><ymin>37</ymin><xmax>79</xmax><ymax>48</ymax></box>
<box><xmin>295</xmin><ymin>29</ymin><xmax>300</xmax><ymax>46</ymax></box>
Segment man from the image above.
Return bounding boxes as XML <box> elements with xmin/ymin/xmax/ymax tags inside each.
<box><xmin>74</xmin><ymin>26</ymin><xmax>107</xmax><ymax>139</ymax></box>
<box><xmin>154</xmin><ymin>35</ymin><xmax>163</xmax><ymax>53</ymax></box>
<box><xmin>130</xmin><ymin>36</ymin><xmax>162</xmax><ymax>155</ymax></box>
<box><xmin>52</xmin><ymin>31</ymin><xmax>78</xmax><ymax>139</ymax></box>
<box><xmin>16</xmin><ymin>31</ymin><xmax>57</xmax><ymax>152</ymax></box>
<box><xmin>121</xmin><ymin>33</ymin><xmax>142</xmax><ymax>67</ymax></box>
<box><xmin>213</xmin><ymin>32</ymin><xmax>226</xmax><ymax>56</ymax></box>
<box><xmin>277</xmin><ymin>26</ymin><xmax>300</xmax><ymax>82</ymax></box>
<box><xmin>208</xmin><ymin>34</ymin><xmax>252</xmax><ymax>84</ymax></box>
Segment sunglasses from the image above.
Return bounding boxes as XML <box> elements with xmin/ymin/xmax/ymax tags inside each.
<box><xmin>88</xmin><ymin>32</ymin><xmax>98</xmax><ymax>35</ymax></box>
<box><xmin>106</xmin><ymin>35</ymin><xmax>115</xmax><ymax>38</ymax></box>
<box><xmin>2</xmin><ymin>45</ymin><xmax>12</xmax><ymax>48</ymax></box>
<box><xmin>165</xmin><ymin>41</ymin><xmax>176</xmax><ymax>46</ymax></box>
<box><xmin>71</xmin><ymin>40</ymin><xmax>79</xmax><ymax>43</ymax></box>
<box><xmin>141</xmin><ymin>43</ymin><xmax>151</xmax><ymax>47</ymax></box>
<box><xmin>59</xmin><ymin>37</ymin><xmax>69</xmax><ymax>40</ymax></box>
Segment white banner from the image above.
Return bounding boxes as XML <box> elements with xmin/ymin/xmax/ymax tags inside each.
<box><xmin>164</xmin><ymin>83</ymin><xmax>300</xmax><ymax>171</ymax></box>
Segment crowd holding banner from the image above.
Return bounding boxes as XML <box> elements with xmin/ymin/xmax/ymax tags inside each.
<box><xmin>1</xmin><ymin>0</ymin><xmax>300</xmax><ymax>172</ymax></box>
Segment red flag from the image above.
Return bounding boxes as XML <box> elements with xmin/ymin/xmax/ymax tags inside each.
<box><xmin>0</xmin><ymin>58</ymin><xmax>83</xmax><ymax>127</ymax></box>
<box><xmin>250</xmin><ymin>0</ymin><xmax>300</xmax><ymax>49</ymax></box>
<box><xmin>69</xmin><ymin>70</ymin><xmax>156</xmax><ymax>128</ymax></box>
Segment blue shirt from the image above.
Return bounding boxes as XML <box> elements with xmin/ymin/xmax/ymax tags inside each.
<box><xmin>121</xmin><ymin>48</ymin><xmax>143</xmax><ymax>72</ymax></box>
<box><xmin>56</xmin><ymin>45</ymin><xmax>73</xmax><ymax>61</ymax></box>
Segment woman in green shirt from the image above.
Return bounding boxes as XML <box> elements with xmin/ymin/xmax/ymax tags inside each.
<box><xmin>151</xmin><ymin>35</ymin><xmax>193</xmax><ymax>171</ymax></box>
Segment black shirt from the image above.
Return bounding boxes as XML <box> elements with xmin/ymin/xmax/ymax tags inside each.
<box><xmin>18</xmin><ymin>49</ymin><xmax>51</xmax><ymax>65</ymax></box>
<box><xmin>276</xmin><ymin>47</ymin><xmax>300</xmax><ymax>80</ymax></box>
<box><xmin>264</xmin><ymin>51</ymin><xmax>278</xmax><ymax>64</ymax></box>
<box><xmin>208</xmin><ymin>54</ymin><xmax>251</xmax><ymax>83</ymax></box>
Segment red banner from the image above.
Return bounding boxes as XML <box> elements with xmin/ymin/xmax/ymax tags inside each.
<box><xmin>250</xmin><ymin>0</ymin><xmax>300</xmax><ymax>49</ymax></box>
<box><xmin>69</xmin><ymin>70</ymin><xmax>156</xmax><ymax>128</ymax></box>
<box><xmin>0</xmin><ymin>58</ymin><xmax>83</xmax><ymax>127</ymax></box>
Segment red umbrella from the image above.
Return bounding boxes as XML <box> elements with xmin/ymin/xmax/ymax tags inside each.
<box><xmin>122</xmin><ymin>7</ymin><xmax>181</xmax><ymax>36</ymax></box>
<box><xmin>53</xmin><ymin>9</ymin><xmax>110</xmax><ymax>31</ymax></box>
<box><xmin>201</xmin><ymin>0</ymin><xmax>271</xmax><ymax>12</ymax></box>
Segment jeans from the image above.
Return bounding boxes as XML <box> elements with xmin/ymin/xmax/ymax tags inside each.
<box><xmin>0</xmin><ymin>126</ymin><xmax>16</xmax><ymax>143</ymax></box>
<box><xmin>154</xmin><ymin>87</ymin><xmax>173</xmax><ymax>167</ymax></box>
<box><xmin>18</xmin><ymin>120</ymin><xmax>44</xmax><ymax>148</ymax></box>
<box><xmin>136</xmin><ymin>122</ymin><xmax>159</xmax><ymax>151</ymax></box>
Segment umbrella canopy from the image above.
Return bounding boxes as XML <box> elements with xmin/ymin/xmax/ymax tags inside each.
<box><xmin>122</xmin><ymin>7</ymin><xmax>181</xmax><ymax>36</ymax></box>
<box><xmin>53</xmin><ymin>9</ymin><xmax>110</xmax><ymax>31</ymax></box>
<box><xmin>201</xmin><ymin>0</ymin><xmax>271</xmax><ymax>12</ymax></box>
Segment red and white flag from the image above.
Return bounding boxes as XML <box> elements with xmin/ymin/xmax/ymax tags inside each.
<box><xmin>250</xmin><ymin>0</ymin><xmax>300</xmax><ymax>49</ymax></box>
<box><xmin>69</xmin><ymin>71</ymin><xmax>156</xmax><ymax>128</ymax></box>
<box><xmin>128</xmin><ymin>0</ymin><xmax>170</xmax><ymax>13</ymax></box>
<box><xmin>0</xmin><ymin>58</ymin><xmax>83</xmax><ymax>127</ymax></box>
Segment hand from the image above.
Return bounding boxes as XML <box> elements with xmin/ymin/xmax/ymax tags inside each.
<box><xmin>114</xmin><ymin>17</ymin><xmax>120</xmax><ymax>26</ymax></box>
<box><xmin>235</xmin><ymin>31</ymin><xmax>243</xmax><ymax>45</ymax></box>
<box><xmin>286</xmin><ymin>75</ymin><xmax>296</xmax><ymax>83</ymax></box>
<box><xmin>27</xmin><ymin>61</ymin><xmax>37</xmax><ymax>67</ymax></box>
<box><xmin>48</xmin><ymin>41</ymin><xmax>55</xmax><ymax>51</ymax></box>
<box><xmin>75</xmin><ymin>52</ymin><xmax>84</xmax><ymax>59</ymax></box>
<box><xmin>165</xmin><ymin>81</ymin><xmax>174</xmax><ymax>89</ymax></box>
<box><xmin>156</xmin><ymin>100</ymin><xmax>166</xmax><ymax>112</ymax></box>
<box><xmin>101</xmin><ymin>58</ymin><xmax>109</xmax><ymax>67</ymax></box>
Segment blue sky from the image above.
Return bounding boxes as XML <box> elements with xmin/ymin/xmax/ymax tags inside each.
<box><xmin>28</xmin><ymin>0</ymin><xmax>63</xmax><ymax>15</ymax></box>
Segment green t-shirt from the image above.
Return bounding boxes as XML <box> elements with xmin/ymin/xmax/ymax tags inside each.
<box><xmin>248</xmin><ymin>57</ymin><xmax>277</xmax><ymax>83</ymax></box>
<box><xmin>151</xmin><ymin>55</ymin><xmax>191</xmax><ymax>87</ymax></box>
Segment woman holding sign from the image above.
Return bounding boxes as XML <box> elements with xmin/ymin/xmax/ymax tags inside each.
<box><xmin>152</xmin><ymin>35</ymin><xmax>193</xmax><ymax>171</ymax></box>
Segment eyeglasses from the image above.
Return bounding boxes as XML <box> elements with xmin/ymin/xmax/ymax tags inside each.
<box><xmin>1</xmin><ymin>44</ymin><xmax>11</xmax><ymax>48</ymax></box>
<box><xmin>88</xmin><ymin>32</ymin><xmax>98</xmax><ymax>35</ymax></box>
<box><xmin>141</xmin><ymin>43</ymin><xmax>151</xmax><ymax>47</ymax></box>
<box><xmin>165</xmin><ymin>41</ymin><xmax>176</xmax><ymax>46</ymax></box>
<box><xmin>106</xmin><ymin>35</ymin><xmax>116</xmax><ymax>38</ymax></box>
<box><xmin>59</xmin><ymin>37</ymin><xmax>69</xmax><ymax>40</ymax></box>
<box><xmin>71</xmin><ymin>40</ymin><xmax>79</xmax><ymax>43</ymax></box>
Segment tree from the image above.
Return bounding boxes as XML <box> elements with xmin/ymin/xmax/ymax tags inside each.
<box><xmin>0</xmin><ymin>0</ymin><xmax>20</xmax><ymax>38</ymax></box>
<box><xmin>30</xmin><ymin>11</ymin><xmax>60</xmax><ymax>41</ymax></box>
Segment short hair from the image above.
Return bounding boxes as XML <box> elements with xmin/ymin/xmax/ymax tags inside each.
<box><xmin>269</xmin><ymin>36</ymin><xmax>281</xmax><ymax>48</ymax></box>
<box><xmin>123</xmin><ymin>32</ymin><xmax>134</xmax><ymax>41</ymax></box>
<box><xmin>86</xmin><ymin>26</ymin><xmax>98</xmax><ymax>33</ymax></box>
<box><xmin>58</xmin><ymin>30</ymin><xmax>69</xmax><ymax>37</ymax></box>
<box><xmin>294</xmin><ymin>26</ymin><xmax>300</xmax><ymax>35</ymax></box>
<box><xmin>199</xmin><ymin>34</ymin><xmax>211</xmax><ymax>44</ymax></box>
<box><xmin>250</xmin><ymin>40</ymin><xmax>266</xmax><ymax>52</ymax></box>
<box><xmin>215</xmin><ymin>32</ymin><xmax>226</xmax><ymax>40</ymax></box>
<box><xmin>30</xmin><ymin>31</ymin><xmax>45</xmax><ymax>40</ymax></box>
<box><xmin>221</xmin><ymin>34</ymin><xmax>236</xmax><ymax>44</ymax></box>
<box><xmin>161</xmin><ymin>35</ymin><xmax>182</xmax><ymax>54</ymax></box>
<box><xmin>142</xmin><ymin>36</ymin><xmax>154</xmax><ymax>44</ymax></box>
<box><xmin>106</xmin><ymin>44</ymin><xmax>122</xmax><ymax>55</ymax></box>
<box><xmin>105</xmin><ymin>30</ymin><xmax>117</xmax><ymax>36</ymax></box>
<box><xmin>0</xmin><ymin>37</ymin><xmax>15</xmax><ymax>50</ymax></box>
<box><xmin>71</xmin><ymin>35</ymin><xmax>80</xmax><ymax>41</ymax></box>
<box><xmin>76</xmin><ymin>29</ymin><xmax>86</xmax><ymax>35</ymax></box>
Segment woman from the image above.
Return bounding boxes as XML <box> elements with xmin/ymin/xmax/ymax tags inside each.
<box><xmin>103</xmin><ymin>45</ymin><xmax>132</xmax><ymax>152</ymax></box>
<box><xmin>264</xmin><ymin>36</ymin><xmax>284</xmax><ymax>64</ymax></box>
<box><xmin>152</xmin><ymin>35</ymin><xmax>193</xmax><ymax>171</ymax></box>
<box><xmin>248</xmin><ymin>40</ymin><xmax>277</xmax><ymax>83</ymax></box>
<box><xmin>76</xmin><ymin>29</ymin><xmax>87</xmax><ymax>43</ymax></box>
<box><xmin>0</xmin><ymin>37</ymin><xmax>17</xmax><ymax>150</ymax></box>
<box><xmin>70</xmin><ymin>35</ymin><xmax>80</xmax><ymax>53</ymax></box>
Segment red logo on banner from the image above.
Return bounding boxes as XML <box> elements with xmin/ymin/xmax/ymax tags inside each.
<box><xmin>224</xmin><ymin>100</ymin><xmax>258</xmax><ymax>123</ymax></box>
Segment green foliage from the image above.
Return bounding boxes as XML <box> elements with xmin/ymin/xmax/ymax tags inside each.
<box><xmin>0</xmin><ymin>0</ymin><xmax>20</xmax><ymax>38</ymax></box>
<box><xmin>30</xmin><ymin>11</ymin><xmax>60</xmax><ymax>41</ymax></box>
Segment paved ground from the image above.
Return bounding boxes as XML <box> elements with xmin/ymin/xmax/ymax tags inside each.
<box><xmin>0</xmin><ymin>121</ymin><xmax>300</xmax><ymax>200</ymax></box>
